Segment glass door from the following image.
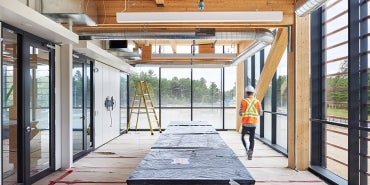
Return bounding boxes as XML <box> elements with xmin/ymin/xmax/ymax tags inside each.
<box><xmin>2</xmin><ymin>25</ymin><xmax>55</xmax><ymax>184</ymax></box>
<box><xmin>72</xmin><ymin>54</ymin><xmax>93</xmax><ymax>160</ymax></box>
<box><xmin>23</xmin><ymin>37</ymin><xmax>54</xmax><ymax>184</ymax></box>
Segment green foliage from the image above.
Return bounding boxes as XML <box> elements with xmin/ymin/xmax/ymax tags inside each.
<box><xmin>129</xmin><ymin>71</ymin><xmax>224</xmax><ymax>106</ymax></box>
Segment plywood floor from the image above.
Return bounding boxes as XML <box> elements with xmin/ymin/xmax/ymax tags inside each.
<box><xmin>35</xmin><ymin>131</ymin><xmax>328</xmax><ymax>185</ymax></box>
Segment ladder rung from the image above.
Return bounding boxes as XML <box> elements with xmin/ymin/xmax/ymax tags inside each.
<box><xmin>132</xmin><ymin>111</ymin><xmax>148</xmax><ymax>114</ymax></box>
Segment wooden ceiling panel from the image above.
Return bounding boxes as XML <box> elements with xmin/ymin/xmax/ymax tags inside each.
<box><xmin>75</xmin><ymin>0</ymin><xmax>296</xmax><ymax>64</ymax></box>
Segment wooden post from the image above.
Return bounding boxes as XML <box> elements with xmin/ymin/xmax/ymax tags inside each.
<box><xmin>295</xmin><ymin>15</ymin><xmax>310</xmax><ymax>170</ymax></box>
<box><xmin>236</xmin><ymin>61</ymin><xmax>244</xmax><ymax>132</ymax></box>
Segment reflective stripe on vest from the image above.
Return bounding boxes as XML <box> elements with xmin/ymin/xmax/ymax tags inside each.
<box><xmin>241</xmin><ymin>98</ymin><xmax>259</xmax><ymax>117</ymax></box>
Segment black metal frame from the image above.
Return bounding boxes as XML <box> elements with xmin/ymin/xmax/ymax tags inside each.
<box><xmin>259</xmin><ymin>50</ymin><xmax>265</xmax><ymax>138</ymax></box>
<box><xmin>271</xmin><ymin>73</ymin><xmax>277</xmax><ymax>145</ymax></box>
<box><xmin>251</xmin><ymin>55</ymin><xmax>256</xmax><ymax>87</ymax></box>
<box><xmin>348</xmin><ymin>1</ymin><xmax>360</xmax><ymax>184</ymax></box>
<box><xmin>1</xmin><ymin>23</ymin><xmax>56</xmax><ymax>185</ymax></box>
<box><xmin>72</xmin><ymin>52</ymin><xmax>94</xmax><ymax>161</ymax></box>
<box><xmin>359</xmin><ymin>1</ymin><xmax>368</xmax><ymax>184</ymax></box>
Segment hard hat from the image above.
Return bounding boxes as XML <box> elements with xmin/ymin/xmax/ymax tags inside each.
<box><xmin>245</xmin><ymin>85</ymin><xmax>255</xmax><ymax>93</ymax></box>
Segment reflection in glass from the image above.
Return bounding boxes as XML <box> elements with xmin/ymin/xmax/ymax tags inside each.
<box><xmin>120</xmin><ymin>73</ymin><xmax>128</xmax><ymax>132</ymax></box>
<box><xmin>324</xmin><ymin>74</ymin><xmax>348</xmax><ymax>123</ymax></box>
<box><xmin>161</xmin><ymin>109</ymin><xmax>191</xmax><ymax>128</ymax></box>
<box><xmin>224</xmin><ymin>66</ymin><xmax>237</xmax><ymax>129</ymax></box>
<box><xmin>263</xmin><ymin>113</ymin><xmax>272</xmax><ymax>140</ymax></box>
<box><xmin>72</xmin><ymin>63</ymin><xmax>84</xmax><ymax>154</ymax></box>
<box><xmin>325</xmin><ymin>124</ymin><xmax>348</xmax><ymax>180</ymax></box>
<box><xmin>277</xmin><ymin>49</ymin><xmax>288</xmax><ymax>114</ymax></box>
<box><xmin>193</xmin><ymin>68</ymin><xmax>222</xmax><ymax>128</ymax></box>
<box><xmin>2</xmin><ymin>28</ymin><xmax>18</xmax><ymax>184</ymax></box>
<box><xmin>161</xmin><ymin>68</ymin><xmax>191</xmax><ymax>107</ymax></box>
<box><xmin>29</xmin><ymin>46</ymin><xmax>50</xmax><ymax>176</ymax></box>
<box><xmin>276</xmin><ymin>115</ymin><xmax>287</xmax><ymax>149</ymax></box>
<box><xmin>86</xmin><ymin>64</ymin><xmax>92</xmax><ymax>147</ymax></box>
<box><xmin>192</xmin><ymin>68</ymin><xmax>222</xmax><ymax>108</ymax></box>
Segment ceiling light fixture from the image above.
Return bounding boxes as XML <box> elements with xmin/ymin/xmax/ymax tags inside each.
<box><xmin>116</xmin><ymin>11</ymin><xmax>283</xmax><ymax>23</ymax></box>
<box><xmin>198</xmin><ymin>0</ymin><xmax>205</xmax><ymax>10</ymax></box>
<box><xmin>295</xmin><ymin>0</ymin><xmax>328</xmax><ymax>17</ymax></box>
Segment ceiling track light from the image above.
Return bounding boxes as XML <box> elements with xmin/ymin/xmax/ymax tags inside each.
<box><xmin>295</xmin><ymin>0</ymin><xmax>328</xmax><ymax>17</ymax></box>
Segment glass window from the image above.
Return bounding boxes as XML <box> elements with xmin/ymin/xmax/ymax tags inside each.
<box><xmin>277</xmin><ymin>49</ymin><xmax>288</xmax><ymax>114</ymax></box>
<box><xmin>322</xmin><ymin>1</ymin><xmax>349</xmax><ymax>181</ymax></box>
<box><xmin>225</xmin><ymin>66</ymin><xmax>237</xmax><ymax>129</ymax></box>
<box><xmin>325</xmin><ymin>125</ymin><xmax>348</xmax><ymax>180</ymax></box>
<box><xmin>160</xmin><ymin>68</ymin><xmax>191</xmax><ymax>128</ymax></box>
<box><xmin>255</xmin><ymin>52</ymin><xmax>261</xmax><ymax>84</ymax></box>
<box><xmin>246</xmin><ymin>58</ymin><xmax>252</xmax><ymax>85</ymax></box>
<box><xmin>193</xmin><ymin>68</ymin><xmax>223</xmax><ymax>129</ymax></box>
<box><xmin>276</xmin><ymin>115</ymin><xmax>287</xmax><ymax>148</ymax></box>
<box><xmin>120</xmin><ymin>73</ymin><xmax>128</xmax><ymax>133</ymax></box>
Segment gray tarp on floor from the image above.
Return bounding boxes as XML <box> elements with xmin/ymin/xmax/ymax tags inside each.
<box><xmin>127</xmin><ymin>121</ymin><xmax>255</xmax><ymax>185</ymax></box>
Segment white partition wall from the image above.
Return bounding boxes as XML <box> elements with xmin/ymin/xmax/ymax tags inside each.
<box><xmin>94</xmin><ymin>62</ymin><xmax>121</xmax><ymax>147</ymax></box>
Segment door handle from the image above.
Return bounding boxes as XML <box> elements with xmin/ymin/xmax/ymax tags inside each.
<box><xmin>26</xmin><ymin>126</ymin><xmax>36</xmax><ymax>132</ymax></box>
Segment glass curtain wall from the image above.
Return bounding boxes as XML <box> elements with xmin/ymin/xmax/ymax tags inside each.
<box><xmin>128</xmin><ymin>67</ymin><xmax>160</xmax><ymax>130</ymax></box>
<box><xmin>160</xmin><ymin>68</ymin><xmax>191</xmax><ymax>128</ymax></box>
<box><xmin>244</xmin><ymin>44</ymin><xmax>288</xmax><ymax>153</ymax></box>
<box><xmin>128</xmin><ymin>66</ymin><xmax>236</xmax><ymax>130</ymax></box>
<box><xmin>192</xmin><ymin>68</ymin><xmax>223</xmax><ymax>129</ymax></box>
<box><xmin>323</xmin><ymin>0</ymin><xmax>349</xmax><ymax>180</ymax></box>
<box><xmin>276</xmin><ymin>49</ymin><xmax>288</xmax><ymax>149</ymax></box>
<box><xmin>361</xmin><ymin>1</ymin><xmax>370</xmax><ymax>183</ymax></box>
<box><xmin>310</xmin><ymin>0</ymin><xmax>370</xmax><ymax>184</ymax></box>
<box><xmin>224</xmin><ymin>66</ymin><xmax>237</xmax><ymax>129</ymax></box>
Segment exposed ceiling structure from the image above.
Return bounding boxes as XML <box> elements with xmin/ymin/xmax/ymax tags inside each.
<box><xmin>42</xmin><ymin>0</ymin><xmax>298</xmax><ymax>66</ymax></box>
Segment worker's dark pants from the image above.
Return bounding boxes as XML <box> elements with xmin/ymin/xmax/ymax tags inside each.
<box><xmin>241</xmin><ymin>126</ymin><xmax>256</xmax><ymax>151</ymax></box>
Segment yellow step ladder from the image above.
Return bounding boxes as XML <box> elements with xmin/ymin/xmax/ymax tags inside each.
<box><xmin>127</xmin><ymin>81</ymin><xmax>162</xmax><ymax>135</ymax></box>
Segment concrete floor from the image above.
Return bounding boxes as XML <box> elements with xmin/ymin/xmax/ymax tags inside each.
<box><xmin>35</xmin><ymin>131</ymin><xmax>328</xmax><ymax>185</ymax></box>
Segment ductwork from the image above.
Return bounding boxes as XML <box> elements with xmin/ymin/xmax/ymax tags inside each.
<box><xmin>295</xmin><ymin>0</ymin><xmax>328</xmax><ymax>17</ymax></box>
<box><xmin>81</xmin><ymin>29</ymin><xmax>275</xmax><ymax>44</ymax></box>
<box><xmin>40</xmin><ymin>0</ymin><xmax>97</xmax><ymax>26</ymax></box>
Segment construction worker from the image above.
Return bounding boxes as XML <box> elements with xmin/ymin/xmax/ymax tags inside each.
<box><xmin>239</xmin><ymin>85</ymin><xmax>262</xmax><ymax>160</ymax></box>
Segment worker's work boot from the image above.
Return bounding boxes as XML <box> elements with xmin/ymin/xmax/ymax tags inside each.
<box><xmin>247</xmin><ymin>150</ymin><xmax>253</xmax><ymax>160</ymax></box>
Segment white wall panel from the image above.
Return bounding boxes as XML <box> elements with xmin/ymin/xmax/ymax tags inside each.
<box><xmin>101</xmin><ymin>65</ymin><xmax>120</xmax><ymax>143</ymax></box>
<box><xmin>94</xmin><ymin>62</ymin><xmax>120</xmax><ymax>147</ymax></box>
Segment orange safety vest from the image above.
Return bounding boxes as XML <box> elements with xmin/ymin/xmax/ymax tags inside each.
<box><xmin>241</xmin><ymin>97</ymin><xmax>260</xmax><ymax>125</ymax></box>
